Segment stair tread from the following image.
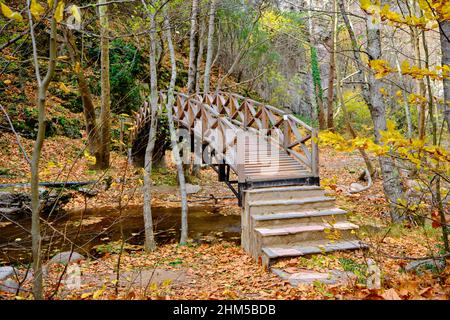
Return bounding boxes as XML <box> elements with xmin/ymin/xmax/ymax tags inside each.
<box><xmin>255</xmin><ymin>221</ymin><xmax>359</xmax><ymax>236</ymax></box>
<box><xmin>252</xmin><ymin>208</ymin><xmax>347</xmax><ymax>221</ymax></box>
<box><xmin>263</xmin><ymin>240</ymin><xmax>367</xmax><ymax>259</ymax></box>
<box><xmin>248</xmin><ymin>196</ymin><xmax>335</xmax><ymax>207</ymax></box>
<box><xmin>244</xmin><ymin>185</ymin><xmax>322</xmax><ymax>194</ymax></box>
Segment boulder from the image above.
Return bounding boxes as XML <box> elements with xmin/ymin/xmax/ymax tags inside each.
<box><xmin>0</xmin><ymin>278</ymin><xmax>20</xmax><ymax>294</ymax></box>
<box><xmin>0</xmin><ymin>266</ymin><xmax>15</xmax><ymax>281</ymax></box>
<box><xmin>405</xmin><ymin>259</ymin><xmax>446</xmax><ymax>273</ymax></box>
<box><xmin>349</xmin><ymin>183</ymin><xmax>365</xmax><ymax>193</ymax></box>
<box><xmin>185</xmin><ymin>184</ymin><xmax>201</xmax><ymax>194</ymax></box>
<box><xmin>49</xmin><ymin>251</ymin><xmax>85</xmax><ymax>265</ymax></box>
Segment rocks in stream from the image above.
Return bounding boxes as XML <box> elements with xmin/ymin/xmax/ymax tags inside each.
<box><xmin>0</xmin><ymin>190</ymin><xmax>71</xmax><ymax>218</ymax></box>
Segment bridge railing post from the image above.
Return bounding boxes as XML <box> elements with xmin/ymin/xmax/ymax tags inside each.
<box><xmin>236</xmin><ymin>130</ymin><xmax>245</xmax><ymax>184</ymax></box>
<box><xmin>311</xmin><ymin>128</ymin><xmax>319</xmax><ymax>177</ymax></box>
<box><xmin>282</xmin><ymin>115</ymin><xmax>290</xmax><ymax>150</ymax></box>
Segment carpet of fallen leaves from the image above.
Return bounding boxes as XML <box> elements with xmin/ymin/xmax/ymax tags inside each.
<box><xmin>0</xmin><ymin>132</ymin><xmax>449</xmax><ymax>300</ymax></box>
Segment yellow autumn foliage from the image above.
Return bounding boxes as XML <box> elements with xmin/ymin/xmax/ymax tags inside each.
<box><xmin>369</xmin><ymin>59</ymin><xmax>395</xmax><ymax>79</ymax></box>
<box><xmin>30</xmin><ymin>0</ymin><xmax>45</xmax><ymax>20</ymax></box>
<box><xmin>1</xmin><ymin>3</ymin><xmax>23</xmax><ymax>22</ymax></box>
<box><xmin>318</xmin><ymin>123</ymin><xmax>449</xmax><ymax>174</ymax></box>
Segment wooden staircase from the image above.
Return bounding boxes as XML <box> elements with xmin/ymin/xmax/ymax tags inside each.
<box><xmin>241</xmin><ymin>185</ymin><xmax>366</xmax><ymax>267</ymax></box>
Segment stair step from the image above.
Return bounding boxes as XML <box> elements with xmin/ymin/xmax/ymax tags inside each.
<box><xmin>263</xmin><ymin>240</ymin><xmax>367</xmax><ymax>259</ymax></box>
<box><xmin>249</xmin><ymin>196</ymin><xmax>334</xmax><ymax>207</ymax></box>
<box><xmin>244</xmin><ymin>185</ymin><xmax>322</xmax><ymax>194</ymax></box>
<box><xmin>244</xmin><ymin>185</ymin><xmax>325</xmax><ymax>202</ymax></box>
<box><xmin>255</xmin><ymin>221</ymin><xmax>358</xmax><ymax>237</ymax></box>
<box><xmin>252</xmin><ymin>208</ymin><xmax>347</xmax><ymax>222</ymax></box>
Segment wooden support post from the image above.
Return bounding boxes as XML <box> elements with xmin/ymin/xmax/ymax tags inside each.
<box><xmin>218</xmin><ymin>162</ymin><xmax>226</xmax><ymax>182</ymax></box>
<box><xmin>201</xmin><ymin>142</ymin><xmax>208</xmax><ymax>165</ymax></box>
<box><xmin>190</xmin><ymin>132</ymin><xmax>195</xmax><ymax>153</ymax></box>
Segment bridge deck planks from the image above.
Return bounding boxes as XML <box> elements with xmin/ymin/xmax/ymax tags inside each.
<box><xmin>242</xmin><ymin>132</ymin><xmax>312</xmax><ymax>183</ymax></box>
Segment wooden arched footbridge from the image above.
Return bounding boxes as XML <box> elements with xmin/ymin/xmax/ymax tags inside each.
<box><xmin>130</xmin><ymin>92</ymin><xmax>365</xmax><ymax>266</ymax></box>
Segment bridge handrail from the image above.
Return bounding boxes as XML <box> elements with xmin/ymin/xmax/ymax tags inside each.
<box><xmin>213</xmin><ymin>91</ymin><xmax>319</xmax><ymax>177</ymax></box>
<box><xmin>226</xmin><ymin>92</ymin><xmax>314</xmax><ymax>131</ymax></box>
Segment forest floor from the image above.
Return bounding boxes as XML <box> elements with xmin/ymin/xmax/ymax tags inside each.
<box><xmin>0</xmin><ymin>132</ymin><xmax>449</xmax><ymax>300</ymax></box>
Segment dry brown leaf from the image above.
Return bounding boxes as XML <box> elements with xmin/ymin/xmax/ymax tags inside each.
<box><xmin>382</xmin><ymin>288</ymin><xmax>402</xmax><ymax>300</ymax></box>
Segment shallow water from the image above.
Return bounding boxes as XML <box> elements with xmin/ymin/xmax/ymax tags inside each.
<box><xmin>0</xmin><ymin>205</ymin><xmax>241</xmax><ymax>265</ymax></box>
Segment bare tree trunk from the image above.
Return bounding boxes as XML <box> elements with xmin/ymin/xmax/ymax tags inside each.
<box><xmin>64</xmin><ymin>29</ymin><xmax>101</xmax><ymax>158</ymax></box>
<box><xmin>335</xmin><ymin>39</ymin><xmax>375</xmax><ymax>178</ymax></box>
<box><xmin>142</xmin><ymin>2</ymin><xmax>159</xmax><ymax>252</ymax></box>
<box><xmin>406</xmin><ymin>1</ymin><xmax>427</xmax><ymax>138</ymax></box>
<box><xmin>97</xmin><ymin>0</ymin><xmax>111</xmax><ymax>169</ymax></box>
<box><xmin>27</xmin><ymin>0</ymin><xmax>58</xmax><ymax>299</ymax></box>
<box><xmin>307</xmin><ymin>0</ymin><xmax>325</xmax><ymax>129</ymax></box>
<box><xmin>187</xmin><ymin>0</ymin><xmax>199</xmax><ymax>94</ymax></box>
<box><xmin>394</xmin><ymin>57</ymin><xmax>413</xmax><ymax>138</ymax></box>
<box><xmin>439</xmin><ymin>19</ymin><xmax>450</xmax><ymax>133</ymax></box>
<box><xmin>203</xmin><ymin>0</ymin><xmax>217</xmax><ymax>94</ymax></box>
<box><xmin>192</xmin><ymin>15</ymin><xmax>206</xmax><ymax>177</ymax></box>
<box><xmin>339</xmin><ymin>0</ymin><xmax>404</xmax><ymax>222</ymax></box>
<box><xmin>164</xmin><ymin>13</ymin><xmax>189</xmax><ymax>244</ymax></box>
<box><xmin>326</xmin><ymin>0</ymin><xmax>337</xmax><ymax>130</ymax></box>
<box><xmin>422</xmin><ymin>31</ymin><xmax>437</xmax><ymax>140</ymax></box>
<box><xmin>365</xmin><ymin>10</ymin><xmax>404</xmax><ymax>222</ymax></box>
<box><xmin>195</xmin><ymin>18</ymin><xmax>205</xmax><ymax>94</ymax></box>
<box><xmin>413</xmin><ymin>36</ymin><xmax>427</xmax><ymax>137</ymax></box>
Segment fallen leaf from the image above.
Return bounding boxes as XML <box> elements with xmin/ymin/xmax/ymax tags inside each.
<box><xmin>382</xmin><ymin>288</ymin><xmax>401</xmax><ymax>300</ymax></box>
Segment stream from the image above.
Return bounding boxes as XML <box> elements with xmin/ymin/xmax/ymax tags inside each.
<box><xmin>0</xmin><ymin>205</ymin><xmax>241</xmax><ymax>265</ymax></box>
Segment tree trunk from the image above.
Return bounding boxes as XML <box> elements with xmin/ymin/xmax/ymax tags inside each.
<box><xmin>195</xmin><ymin>18</ymin><xmax>205</xmax><ymax>94</ymax></box>
<box><xmin>339</xmin><ymin>0</ymin><xmax>404</xmax><ymax>222</ymax></box>
<box><xmin>187</xmin><ymin>0</ymin><xmax>199</xmax><ymax>94</ymax></box>
<box><xmin>326</xmin><ymin>0</ymin><xmax>337</xmax><ymax>131</ymax></box>
<box><xmin>335</xmin><ymin>40</ymin><xmax>375</xmax><ymax>178</ymax></box>
<box><xmin>394</xmin><ymin>57</ymin><xmax>413</xmax><ymax>138</ymax></box>
<box><xmin>63</xmin><ymin>29</ymin><xmax>100</xmax><ymax>158</ymax></box>
<box><xmin>422</xmin><ymin>31</ymin><xmax>437</xmax><ymax>141</ymax></box>
<box><xmin>142</xmin><ymin>6</ymin><xmax>159</xmax><ymax>252</ymax></box>
<box><xmin>97</xmin><ymin>0</ymin><xmax>111</xmax><ymax>169</ymax></box>
<box><xmin>307</xmin><ymin>0</ymin><xmax>325</xmax><ymax>129</ymax></box>
<box><xmin>203</xmin><ymin>0</ymin><xmax>217</xmax><ymax>94</ymax></box>
<box><xmin>439</xmin><ymin>19</ymin><xmax>450</xmax><ymax>133</ymax></box>
<box><xmin>413</xmin><ymin>31</ymin><xmax>427</xmax><ymax>139</ymax></box>
<box><xmin>164</xmin><ymin>13</ymin><xmax>189</xmax><ymax>245</ymax></box>
<box><xmin>28</xmin><ymin>0</ymin><xmax>58</xmax><ymax>299</ymax></box>
<box><xmin>192</xmin><ymin>14</ymin><xmax>205</xmax><ymax>176</ymax></box>
<box><xmin>365</xmin><ymin>10</ymin><xmax>404</xmax><ymax>222</ymax></box>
